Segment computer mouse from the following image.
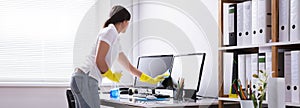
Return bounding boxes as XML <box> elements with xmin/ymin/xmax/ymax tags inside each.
<box><xmin>146</xmin><ymin>95</ymin><xmax>157</xmax><ymax>100</ymax></box>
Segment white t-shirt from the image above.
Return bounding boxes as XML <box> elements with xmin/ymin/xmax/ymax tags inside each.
<box><xmin>78</xmin><ymin>24</ymin><xmax>121</xmax><ymax>84</ymax></box>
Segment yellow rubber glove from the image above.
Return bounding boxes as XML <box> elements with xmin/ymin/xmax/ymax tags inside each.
<box><xmin>139</xmin><ymin>72</ymin><xmax>170</xmax><ymax>85</ymax></box>
<box><xmin>101</xmin><ymin>69</ymin><xmax>122</xmax><ymax>83</ymax></box>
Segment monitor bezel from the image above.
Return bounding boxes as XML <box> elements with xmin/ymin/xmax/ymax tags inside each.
<box><xmin>173</xmin><ymin>53</ymin><xmax>206</xmax><ymax>92</ymax></box>
<box><xmin>133</xmin><ymin>54</ymin><xmax>174</xmax><ymax>88</ymax></box>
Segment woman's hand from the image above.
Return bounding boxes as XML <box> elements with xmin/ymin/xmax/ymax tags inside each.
<box><xmin>101</xmin><ymin>69</ymin><xmax>123</xmax><ymax>82</ymax></box>
<box><xmin>139</xmin><ymin>73</ymin><xmax>169</xmax><ymax>84</ymax></box>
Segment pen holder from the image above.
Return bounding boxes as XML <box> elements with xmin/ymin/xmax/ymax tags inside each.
<box><xmin>173</xmin><ymin>87</ymin><xmax>184</xmax><ymax>101</ymax></box>
<box><xmin>239</xmin><ymin>100</ymin><xmax>255</xmax><ymax>108</ymax></box>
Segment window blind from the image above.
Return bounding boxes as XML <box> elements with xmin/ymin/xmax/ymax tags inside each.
<box><xmin>0</xmin><ymin>0</ymin><xmax>97</xmax><ymax>83</ymax></box>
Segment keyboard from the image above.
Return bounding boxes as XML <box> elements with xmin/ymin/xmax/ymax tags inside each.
<box><xmin>132</xmin><ymin>94</ymin><xmax>147</xmax><ymax>98</ymax></box>
<box><xmin>154</xmin><ymin>94</ymin><xmax>170</xmax><ymax>98</ymax></box>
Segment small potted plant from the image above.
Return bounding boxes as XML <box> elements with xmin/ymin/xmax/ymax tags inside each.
<box><xmin>239</xmin><ymin>70</ymin><xmax>268</xmax><ymax>108</ymax></box>
<box><xmin>251</xmin><ymin>70</ymin><xmax>268</xmax><ymax>108</ymax></box>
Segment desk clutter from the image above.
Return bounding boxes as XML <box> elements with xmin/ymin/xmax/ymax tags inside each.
<box><xmin>113</xmin><ymin>87</ymin><xmax>171</xmax><ymax>99</ymax></box>
<box><xmin>100</xmin><ymin>91</ymin><xmax>220</xmax><ymax>108</ymax></box>
<box><xmin>108</xmin><ymin>86</ymin><xmax>201</xmax><ymax>102</ymax></box>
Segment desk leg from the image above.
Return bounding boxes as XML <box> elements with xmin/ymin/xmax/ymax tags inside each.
<box><xmin>218</xmin><ymin>100</ymin><xmax>223</xmax><ymax>108</ymax></box>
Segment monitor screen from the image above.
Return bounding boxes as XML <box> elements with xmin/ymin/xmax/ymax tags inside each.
<box><xmin>134</xmin><ymin>55</ymin><xmax>174</xmax><ymax>88</ymax></box>
<box><xmin>170</xmin><ymin>53</ymin><xmax>205</xmax><ymax>91</ymax></box>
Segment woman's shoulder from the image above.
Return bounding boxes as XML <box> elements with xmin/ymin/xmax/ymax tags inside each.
<box><xmin>97</xmin><ymin>25</ymin><xmax>118</xmax><ymax>44</ymax></box>
<box><xmin>99</xmin><ymin>25</ymin><xmax>117</xmax><ymax>37</ymax></box>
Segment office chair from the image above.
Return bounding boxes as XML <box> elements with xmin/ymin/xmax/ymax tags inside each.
<box><xmin>66</xmin><ymin>89</ymin><xmax>75</xmax><ymax>108</ymax></box>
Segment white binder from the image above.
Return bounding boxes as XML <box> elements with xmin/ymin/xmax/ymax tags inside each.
<box><xmin>251</xmin><ymin>53</ymin><xmax>258</xmax><ymax>96</ymax></box>
<box><xmin>223</xmin><ymin>53</ymin><xmax>234</xmax><ymax>94</ymax></box>
<box><xmin>285</xmin><ymin>51</ymin><xmax>292</xmax><ymax>102</ymax></box>
<box><xmin>245</xmin><ymin>54</ymin><xmax>252</xmax><ymax>82</ymax></box>
<box><xmin>257</xmin><ymin>0</ymin><xmax>271</xmax><ymax>44</ymax></box>
<box><xmin>252</xmin><ymin>0</ymin><xmax>259</xmax><ymax>45</ymax></box>
<box><xmin>267</xmin><ymin>78</ymin><xmax>286</xmax><ymax>108</ymax></box>
<box><xmin>279</xmin><ymin>0</ymin><xmax>290</xmax><ymax>42</ymax></box>
<box><xmin>265</xmin><ymin>52</ymin><xmax>272</xmax><ymax>76</ymax></box>
<box><xmin>238</xmin><ymin>54</ymin><xmax>246</xmax><ymax>88</ymax></box>
<box><xmin>243</xmin><ymin>1</ymin><xmax>252</xmax><ymax>45</ymax></box>
<box><xmin>290</xmin><ymin>0</ymin><xmax>300</xmax><ymax>41</ymax></box>
<box><xmin>258</xmin><ymin>53</ymin><xmax>266</xmax><ymax>73</ymax></box>
<box><xmin>291</xmin><ymin>51</ymin><xmax>300</xmax><ymax>103</ymax></box>
<box><xmin>237</xmin><ymin>3</ymin><xmax>244</xmax><ymax>46</ymax></box>
<box><xmin>223</xmin><ymin>3</ymin><xmax>230</xmax><ymax>46</ymax></box>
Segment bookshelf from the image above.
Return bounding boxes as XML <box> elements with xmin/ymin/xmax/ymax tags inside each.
<box><xmin>219</xmin><ymin>41</ymin><xmax>300</xmax><ymax>51</ymax></box>
<box><xmin>218</xmin><ymin>0</ymin><xmax>300</xmax><ymax>108</ymax></box>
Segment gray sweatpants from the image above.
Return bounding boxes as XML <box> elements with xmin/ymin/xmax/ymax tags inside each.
<box><xmin>70</xmin><ymin>71</ymin><xmax>100</xmax><ymax>108</ymax></box>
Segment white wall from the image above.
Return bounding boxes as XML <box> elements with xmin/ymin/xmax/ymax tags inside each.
<box><xmin>132</xmin><ymin>0</ymin><xmax>218</xmax><ymax>97</ymax></box>
<box><xmin>0</xmin><ymin>87</ymin><xmax>68</xmax><ymax>108</ymax></box>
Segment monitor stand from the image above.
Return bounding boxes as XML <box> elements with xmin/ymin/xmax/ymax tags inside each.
<box><xmin>184</xmin><ymin>89</ymin><xmax>197</xmax><ymax>101</ymax></box>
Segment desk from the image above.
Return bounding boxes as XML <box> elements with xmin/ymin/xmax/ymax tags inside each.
<box><xmin>100</xmin><ymin>93</ymin><xmax>219</xmax><ymax>108</ymax></box>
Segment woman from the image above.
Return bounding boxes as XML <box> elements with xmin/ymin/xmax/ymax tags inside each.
<box><xmin>70</xmin><ymin>5</ymin><xmax>168</xmax><ymax>108</ymax></box>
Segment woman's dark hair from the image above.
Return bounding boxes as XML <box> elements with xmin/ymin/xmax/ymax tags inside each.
<box><xmin>103</xmin><ymin>5</ymin><xmax>131</xmax><ymax>28</ymax></box>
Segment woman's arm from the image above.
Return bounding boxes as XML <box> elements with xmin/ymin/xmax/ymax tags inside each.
<box><xmin>95</xmin><ymin>41</ymin><xmax>110</xmax><ymax>74</ymax></box>
<box><xmin>118</xmin><ymin>52</ymin><xmax>142</xmax><ymax>77</ymax></box>
<box><xmin>118</xmin><ymin>52</ymin><xmax>169</xmax><ymax>84</ymax></box>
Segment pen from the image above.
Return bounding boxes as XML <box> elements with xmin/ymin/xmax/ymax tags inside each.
<box><xmin>238</xmin><ymin>80</ymin><xmax>246</xmax><ymax>100</ymax></box>
<box><xmin>232</xmin><ymin>80</ymin><xmax>241</xmax><ymax>99</ymax></box>
<box><xmin>250</xmin><ymin>80</ymin><xmax>252</xmax><ymax>99</ymax></box>
<box><xmin>246</xmin><ymin>80</ymin><xmax>249</xmax><ymax>99</ymax></box>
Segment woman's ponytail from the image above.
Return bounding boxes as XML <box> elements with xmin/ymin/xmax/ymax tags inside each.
<box><xmin>103</xmin><ymin>19</ymin><xmax>111</xmax><ymax>28</ymax></box>
<box><xmin>103</xmin><ymin>5</ymin><xmax>131</xmax><ymax>28</ymax></box>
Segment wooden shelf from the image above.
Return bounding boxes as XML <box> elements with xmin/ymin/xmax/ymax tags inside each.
<box><xmin>286</xmin><ymin>102</ymin><xmax>300</xmax><ymax>107</ymax></box>
<box><xmin>219</xmin><ymin>97</ymin><xmax>300</xmax><ymax>107</ymax></box>
<box><xmin>218</xmin><ymin>97</ymin><xmax>267</xmax><ymax>104</ymax></box>
<box><xmin>221</xmin><ymin>0</ymin><xmax>247</xmax><ymax>3</ymax></box>
<box><xmin>218</xmin><ymin>97</ymin><xmax>240</xmax><ymax>102</ymax></box>
<box><xmin>219</xmin><ymin>41</ymin><xmax>300</xmax><ymax>51</ymax></box>
<box><xmin>270</xmin><ymin>41</ymin><xmax>300</xmax><ymax>46</ymax></box>
<box><xmin>219</xmin><ymin>45</ymin><xmax>259</xmax><ymax>51</ymax></box>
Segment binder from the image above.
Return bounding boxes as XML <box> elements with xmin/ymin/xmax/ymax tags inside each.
<box><xmin>290</xmin><ymin>0</ymin><xmax>300</xmax><ymax>41</ymax></box>
<box><xmin>258</xmin><ymin>48</ymin><xmax>271</xmax><ymax>101</ymax></box>
<box><xmin>265</xmin><ymin>52</ymin><xmax>272</xmax><ymax>76</ymax></box>
<box><xmin>285</xmin><ymin>51</ymin><xmax>292</xmax><ymax>102</ymax></box>
<box><xmin>245</xmin><ymin>54</ymin><xmax>252</xmax><ymax>82</ymax></box>
<box><xmin>259</xmin><ymin>48</ymin><xmax>272</xmax><ymax>74</ymax></box>
<box><xmin>279</xmin><ymin>0</ymin><xmax>290</xmax><ymax>42</ymax></box>
<box><xmin>258</xmin><ymin>53</ymin><xmax>266</xmax><ymax>73</ymax></box>
<box><xmin>257</xmin><ymin>0</ymin><xmax>272</xmax><ymax>44</ymax></box>
<box><xmin>243</xmin><ymin>1</ymin><xmax>252</xmax><ymax>45</ymax></box>
<box><xmin>223</xmin><ymin>3</ymin><xmax>230</xmax><ymax>46</ymax></box>
<box><xmin>291</xmin><ymin>51</ymin><xmax>300</xmax><ymax>103</ymax></box>
<box><xmin>267</xmin><ymin>78</ymin><xmax>286</xmax><ymax>108</ymax></box>
<box><xmin>238</xmin><ymin>54</ymin><xmax>246</xmax><ymax>88</ymax></box>
<box><xmin>251</xmin><ymin>53</ymin><xmax>258</xmax><ymax>96</ymax></box>
<box><xmin>223</xmin><ymin>53</ymin><xmax>234</xmax><ymax>94</ymax></box>
<box><xmin>245</xmin><ymin>54</ymin><xmax>252</xmax><ymax>98</ymax></box>
<box><xmin>252</xmin><ymin>0</ymin><xmax>259</xmax><ymax>45</ymax></box>
<box><xmin>228</xmin><ymin>4</ymin><xmax>237</xmax><ymax>46</ymax></box>
<box><xmin>231</xmin><ymin>52</ymin><xmax>239</xmax><ymax>96</ymax></box>
<box><xmin>237</xmin><ymin>3</ymin><xmax>244</xmax><ymax>46</ymax></box>
<box><xmin>258</xmin><ymin>53</ymin><xmax>266</xmax><ymax>99</ymax></box>
<box><xmin>278</xmin><ymin>52</ymin><xmax>285</xmax><ymax>77</ymax></box>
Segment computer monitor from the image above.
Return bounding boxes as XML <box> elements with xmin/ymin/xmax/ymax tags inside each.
<box><xmin>134</xmin><ymin>55</ymin><xmax>174</xmax><ymax>88</ymax></box>
<box><xmin>170</xmin><ymin>53</ymin><xmax>206</xmax><ymax>99</ymax></box>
